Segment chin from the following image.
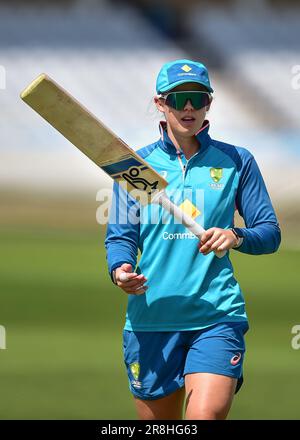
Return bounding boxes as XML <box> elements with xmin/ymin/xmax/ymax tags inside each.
<box><xmin>178</xmin><ymin>126</ymin><xmax>199</xmax><ymax>136</ymax></box>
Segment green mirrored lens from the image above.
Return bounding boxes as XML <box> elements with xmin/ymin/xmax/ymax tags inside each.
<box><xmin>165</xmin><ymin>92</ymin><xmax>210</xmax><ymax>110</ymax></box>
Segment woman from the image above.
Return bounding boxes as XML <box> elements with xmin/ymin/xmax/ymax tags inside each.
<box><xmin>105</xmin><ymin>59</ymin><xmax>281</xmax><ymax>420</ymax></box>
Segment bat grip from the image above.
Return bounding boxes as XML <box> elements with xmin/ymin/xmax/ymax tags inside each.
<box><xmin>152</xmin><ymin>190</ymin><xmax>226</xmax><ymax>258</ymax></box>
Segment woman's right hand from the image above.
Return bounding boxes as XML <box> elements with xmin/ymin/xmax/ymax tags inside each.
<box><xmin>115</xmin><ymin>263</ymin><xmax>148</xmax><ymax>295</ymax></box>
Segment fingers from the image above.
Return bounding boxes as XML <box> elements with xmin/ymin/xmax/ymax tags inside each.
<box><xmin>122</xmin><ymin>282</ymin><xmax>148</xmax><ymax>295</ymax></box>
<box><xmin>120</xmin><ymin>282</ymin><xmax>148</xmax><ymax>295</ymax></box>
<box><xmin>210</xmin><ymin>236</ymin><xmax>226</xmax><ymax>252</ymax></box>
<box><xmin>119</xmin><ymin>274</ymin><xmax>147</xmax><ymax>288</ymax></box>
<box><xmin>125</xmin><ymin>285</ymin><xmax>148</xmax><ymax>295</ymax></box>
<box><xmin>120</xmin><ymin>263</ymin><xmax>134</xmax><ymax>273</ymax></box>
<box><xmin>116</xmin><ymin>268</ymin><xmax>148</xmax><ymax>295</ymax></box>
<box><xmin>200</xmin><ymin>228</ymin><xmax>215</xmax><ymax>245</ymax></box>
<box><xmin>199</xmin><ymin>228</ymin><xmax>222</xmax><ymax>254</ymax></box>
<box><xmin>119</xmin><ymin>272</ymin><xmax>138</xmax><ymax>282</ymax></box>
<box><xmin>199</xmin><ymin>228</ymin><xmax>237</xmax><ymax>255</ymax></box>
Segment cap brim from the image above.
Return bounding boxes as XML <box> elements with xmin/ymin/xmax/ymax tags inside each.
<box><xmin>158</xmin><ymin>79</ymin><xmax>213</xmax><ymax>94</ymax></box>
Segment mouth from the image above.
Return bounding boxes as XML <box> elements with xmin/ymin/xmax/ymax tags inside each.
<box><xmin>180</xmin><ymin>116</ymin><xmax>196</xmax><ymax>126</ymax></box>
<box><xmin>181</xmin><ymin>116</ymin><xmax>195</xmax><ymax>122</ymax></box>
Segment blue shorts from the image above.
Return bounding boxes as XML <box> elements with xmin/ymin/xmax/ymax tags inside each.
<box><xmin>123</xmin><ymin>321</ymin><xmax>249</xmax><ymax>400</ymax></box>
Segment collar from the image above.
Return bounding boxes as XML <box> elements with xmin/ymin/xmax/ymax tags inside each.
<box><xmin>158</xmin><ymin>120</ymin><xmax>211</xmax><ymax>157</ymax></box>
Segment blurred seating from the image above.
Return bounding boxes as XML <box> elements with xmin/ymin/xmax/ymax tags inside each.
<box><xmin>187</xmin><ymin>2</ymin><xmax>300</xmax><ymax>201</ymax></box>
<box><xmin>0</xmin><ymin>0</ymin><xmax>299</xmax><ymax>200</ymax></box>
<box><xmin>0</xmin><ymin>2</ymin><xmax>186</xmax><ymax>191</ymax></box>
<box><xmin>189</xmin><ymin>3</ymin><xmax>300</xmax><ymax>127</ymax></box>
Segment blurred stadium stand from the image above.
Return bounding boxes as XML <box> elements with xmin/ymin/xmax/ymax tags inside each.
<box><xmin>186</xmin><ymin>0</ymin><xmax>300</xmax><ymax>206</ymax></box>
<box><xmin>0</xmin><ymin>1</ymin><xmax>185</xmax><ymax>192</ymax></box>
<box><xmin>0</xmin><ymin>0</ymin><xmax>299</xmax><ymax>207</ymax></box>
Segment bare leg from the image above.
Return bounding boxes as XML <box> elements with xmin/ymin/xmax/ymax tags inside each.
<box><xmin>133</xmin><ymin>387</ymin><xmax>185</xmax><ymax>420</ymax></box>
<box><xmin>185</xmin><ymin>373</ymin><xmax>237</xmax><ymax>420</ymax></box>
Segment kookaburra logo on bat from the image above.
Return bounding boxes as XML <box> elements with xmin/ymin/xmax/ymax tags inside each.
<box><xmin>122</xmin><ymin>167</ymin><xmax>159</xmax><ymax>194</ymax></box>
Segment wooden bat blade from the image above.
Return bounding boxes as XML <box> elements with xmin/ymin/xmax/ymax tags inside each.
<box><xmin>20</xmin><ymin>74</ymin><xmax>168</xmax><ymax>203</ymax></box>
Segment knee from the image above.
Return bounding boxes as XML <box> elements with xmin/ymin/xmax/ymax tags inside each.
<box><xmin>185</xmin><ymin>405</ymin><xmax>227</xmax><ymax>420</ymax></box>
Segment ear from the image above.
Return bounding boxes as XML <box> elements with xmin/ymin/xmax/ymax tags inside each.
<box><xmin>154</xmin><ymin>96</ymin><xmax>165</xmax><ymax>113</ymax></box>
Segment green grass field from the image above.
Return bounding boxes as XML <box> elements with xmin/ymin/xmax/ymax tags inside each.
<box><xmin>0</xmin><ymin>219</ymin><xmax>299</xmax><ymax>419</ymax></box>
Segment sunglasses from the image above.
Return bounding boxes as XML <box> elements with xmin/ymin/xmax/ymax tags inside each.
<box><xmin>159</xmin><ymin>91</ymin><xmax>211</xmax><ymax>111</ymax></box>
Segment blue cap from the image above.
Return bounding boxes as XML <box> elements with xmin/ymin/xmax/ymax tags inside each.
<box><xmin>156</xmin><ymin>59</ymin><xmax>213</xmax><ymax>94</ymax></box>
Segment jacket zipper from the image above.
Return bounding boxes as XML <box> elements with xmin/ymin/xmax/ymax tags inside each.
<box><xmin>176</xmin><ymin>149</ymin><xmax>201</xmax><ymax>182</ymax></box>
<box><xmin>176</xmin><ymin>151</ymin><xmax>186</xmax><ymax>182</ymax></box>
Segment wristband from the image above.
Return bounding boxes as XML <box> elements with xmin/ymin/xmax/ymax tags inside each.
<box><xmin>231</xmin><ymin>228</ymin><xmax>244</xmax><ymax>249</ymax></box>
<box><xmin>112</xmin><ymin>269</ymin><xmax>118</xmax><ymax>284</ymax></box>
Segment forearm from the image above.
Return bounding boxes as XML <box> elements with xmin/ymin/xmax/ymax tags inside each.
<box><xmin>105</xmin><ymin>181</ymin><xmax>140</xmax><ymax>278</ymax></box>
<box><xmin>105</xmin><ymin>238</ymin><xmax>138</xmax><ymax>275</ymax></box>
<box><xmin>233</xmin><ymin>223</ymin><xmax>281</xmax><ymax>255</ymax></box>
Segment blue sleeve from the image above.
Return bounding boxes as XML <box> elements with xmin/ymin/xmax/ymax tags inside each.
<box><xmin>234</xmin><ymin>151</ymin><xmax>281</xmax><ymax>254</ymax></box>
<box><xmin>104</xmin><ymin>182</ymin><xmax>140</xmax><ymax>279</ymax></box>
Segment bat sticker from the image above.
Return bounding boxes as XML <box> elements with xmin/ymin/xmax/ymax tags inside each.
<box><xmin>122</xmin><ymin>167</ymin><xmax>159</xmax><ymax>194</ymax></box>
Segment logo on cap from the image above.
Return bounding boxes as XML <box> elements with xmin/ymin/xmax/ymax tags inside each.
<box><xmin>181</xmin><ymin>64</ymin><xmax>192</xmax><ymax>73</ymax></box>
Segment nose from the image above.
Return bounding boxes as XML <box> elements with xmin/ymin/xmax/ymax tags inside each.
<box><xmin>183</xmin><ymin>99</ymin><xmax>194</xmax><ymax>110</ymax></box>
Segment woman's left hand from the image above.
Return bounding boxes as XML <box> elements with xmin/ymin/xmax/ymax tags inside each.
<box><xmin>198</xmin><ymin>228</ymin><xmax>239</xmax><ymax>255</ymax></box>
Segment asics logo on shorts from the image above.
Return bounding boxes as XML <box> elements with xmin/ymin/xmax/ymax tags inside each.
<box><xmin>230</xmin><ymin>352</ymin><xmax>242</xmax><ymax>366</ymax></box>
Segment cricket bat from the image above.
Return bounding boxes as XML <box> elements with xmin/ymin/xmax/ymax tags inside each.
<box><xmin>20</xmin><ymin>74</ymin><xmax>225</xmax><ymax>258</ymax></box>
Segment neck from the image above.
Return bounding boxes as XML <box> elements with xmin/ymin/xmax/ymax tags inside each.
<box><xmin>167</xmin><ymin>126</ymin><xmax>200</xmax><ymax>160</ymax></box>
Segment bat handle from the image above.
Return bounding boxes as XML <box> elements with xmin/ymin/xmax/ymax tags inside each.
<box><xmin>152</xmin><ymin>190</ymin><xmax>226</xmax><ymax>258</ymax></box>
